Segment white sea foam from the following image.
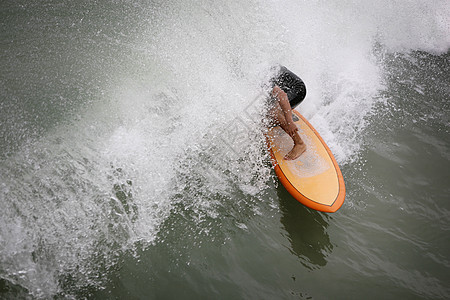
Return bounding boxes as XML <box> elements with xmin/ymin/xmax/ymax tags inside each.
<box><xmin>1</xmin><ymin>0</ymin><xmax>449</xmax><ymax>297</ymax></box>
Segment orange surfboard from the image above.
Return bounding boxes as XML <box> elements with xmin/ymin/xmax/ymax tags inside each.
<box><xmin>266</xmin><ymin>110</ymin><xmax>345</xmax><ymax>212</ymax></box>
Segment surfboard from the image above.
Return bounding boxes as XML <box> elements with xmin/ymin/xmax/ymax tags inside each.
<box><xmin>266</xmin><ymin>109</ymin><xmax>345</xmax><ymax>213</ymax></box>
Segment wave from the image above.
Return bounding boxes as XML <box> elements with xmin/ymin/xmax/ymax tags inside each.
<box><xmin>1</xmin><ymin>0</ymin><xmax>449</xmax><ymax>297</ymax></box>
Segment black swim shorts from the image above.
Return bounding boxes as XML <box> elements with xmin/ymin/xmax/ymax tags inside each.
<box><xmin>270</xmin><ymin>66</ymin><xmax>307</xmax><ymax>109</ymax></box>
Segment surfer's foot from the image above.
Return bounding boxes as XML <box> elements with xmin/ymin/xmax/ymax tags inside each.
<box><xmin>284</xmin><ymin>142</ymin><xmax>306</xmax><ymax>160</ymax></box>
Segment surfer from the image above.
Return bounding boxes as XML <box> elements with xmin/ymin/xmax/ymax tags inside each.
<box><xmin>267</xmin><ymin>66</ymin><xmax>307</xmax><ymax>160</ymax></box>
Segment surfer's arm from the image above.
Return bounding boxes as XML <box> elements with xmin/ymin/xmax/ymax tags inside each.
<box><xmin>272</xmin><ymin>86</ymin><xmax>298</xmax><ymax>135</ymax></box>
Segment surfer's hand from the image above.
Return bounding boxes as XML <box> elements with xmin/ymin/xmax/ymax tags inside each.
<box><xmin>285</xmin><ymin>122</ymin><xmax>298</xmax><ymax>136</ymax></box>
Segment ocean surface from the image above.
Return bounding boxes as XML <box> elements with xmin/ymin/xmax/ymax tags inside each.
<box><xmin>1</xmin><ymin>0</ymin><xmax>449</xmax><ymax>299</ymax></box>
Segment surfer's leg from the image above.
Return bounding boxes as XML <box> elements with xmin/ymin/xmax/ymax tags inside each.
<box><xmin>281</xmin><ymin>122</ymin><xmax>306</xmax><ymax>160</ymax></box>
<box><xmin>272</xmin><ymin>104</ymin><xmax>306</xmax><ymax>160</ymax></box>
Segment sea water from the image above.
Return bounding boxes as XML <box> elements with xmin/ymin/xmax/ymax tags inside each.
<box><xmin>1</xmin><ymin>0</ymin><xmax>449</xmax><ymax>299</ymax></box>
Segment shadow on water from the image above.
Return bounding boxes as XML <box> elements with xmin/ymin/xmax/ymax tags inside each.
<box><xmin>0</xmin><ymin>278</ymin><xmax>31</xmax><ymax>299</ymax></box>
<box><xmin>277</xmin><ymin>185</ymin><xmax>333</xmax><ymax>270</ymax></box>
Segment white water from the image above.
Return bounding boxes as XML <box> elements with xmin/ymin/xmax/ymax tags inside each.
<box><xmin>1</xmin><ymin>0</ymin><xmax>449</xmax><ymax>297</ymax></box>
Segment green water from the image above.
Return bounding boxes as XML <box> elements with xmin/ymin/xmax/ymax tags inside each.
<box><xmin>1</xmin><ymin>0</ymin><xmax>449</xmax><ymax>299</ymax></box>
